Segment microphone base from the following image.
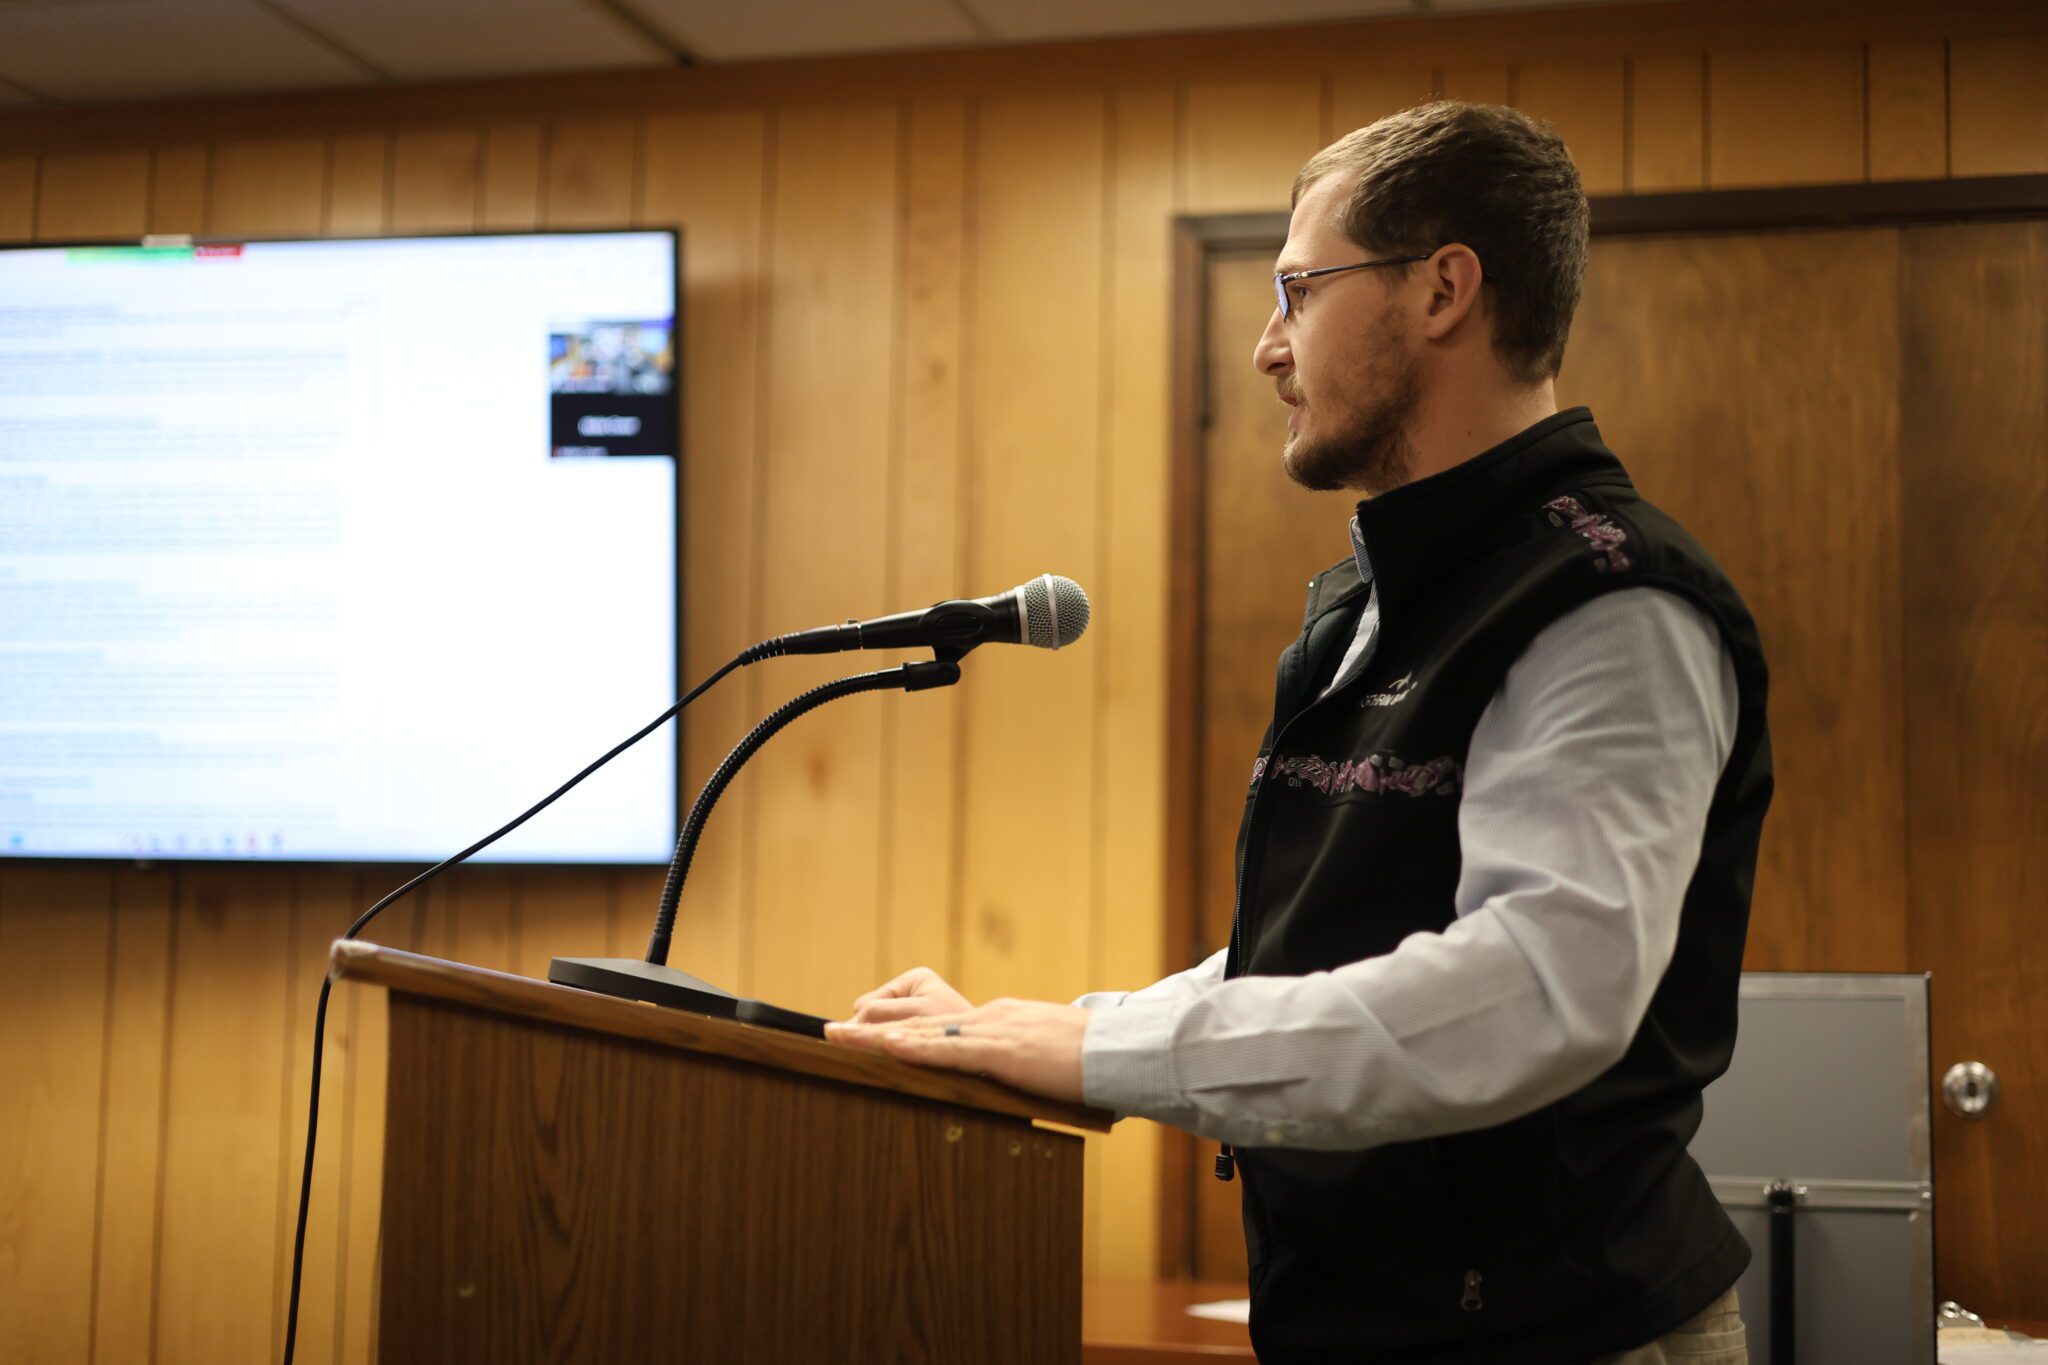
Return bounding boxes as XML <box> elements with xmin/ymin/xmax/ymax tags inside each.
<box><xmin>546</xmin><ymin>956</ymin><xmax>828</xmax><ymax>1038</ymax></box>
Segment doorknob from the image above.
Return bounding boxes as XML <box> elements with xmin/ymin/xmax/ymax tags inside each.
<box><xmin>1942</xmin><ymin>1061</ymin><xmax>2000</xmax><ymax>1118</ymax></box>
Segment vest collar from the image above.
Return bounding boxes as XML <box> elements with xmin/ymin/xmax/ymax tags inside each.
<box><xmin>1311</xmin><ymin>407</ymin><xmax>1630</xmax><ymax>633</ymax></box>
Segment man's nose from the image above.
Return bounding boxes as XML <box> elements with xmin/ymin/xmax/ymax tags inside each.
<box><xmin>1253</xmin><ymin>309</ymin><xmax>1291</xmax><ymax>376</ymax></box>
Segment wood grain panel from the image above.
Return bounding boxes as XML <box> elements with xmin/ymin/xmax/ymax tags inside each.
<box><xmin>1515</xmin><ymin>59</ymin><xmax>1627</xmax><ymax>194</ymax></box>
<box><xmin>274</xmin><ymin>873</ymin><xmax>359</xmax><ymax>1365</ymax></box>
<box><xmin>1562</xmin><ymin>229</ymin><xmax>1909</xmax><ymax>973</ymax></box>
<box><xmin>638</xmin><ymin>108</ymin><xmax>768</xmax><ymax>995</ymax></box>
<box><xmin>150</xmin><ymin>144</ymin><xmax>209</xmax><ymax>235</ymax></box>
<box><xmin>331</xmin><ymin>893</ymin><xmax>427</xmax><ymax>1365</ymax></box>
<box><xmin>481</xmin><ymin>122</ymin><xmax>543</xmax><ymax>230</ymax></box>
<box><xmin>958</xmin><ymin>91</ymin><xmax>1105</xmax><ymax>1009</ymax></box>
<box><xmin>0</xmin><ymin>154</ymin><xmax>33</xmax><ymax>239</ymax></box>
<box><xmin>335</xmin><ymin>974</ymin><xmax>389</xmax><ymax>1365</ymax></box>
<box><xmin>33</xmin><ymin>148</ymin><xmax>147</xmax><ymax>240</ymax></box>
<box><xmin>390</xmin><ymin>126</ymin><xmax>480</xmax><ymax>233</ymax></box>
<box><xmin>1949</xmin><ymin>35</ymin><xmax>2048</xmax><ymax>176</ymax></box>
<box><xmin>1708</xmin><ymin>46</ymin><xmax>1865</xmax><ymax>187</ymax></box>
<box><xmin>1900</xmin><ymin>219</ymin><xmax>2048</xmax><ymax>1321</ymax></box>
<box><xmin>879</xmin><ymin>100</ymin><xmax>968</xmax><ymax>987</ymax></box>
<box><xmin>89</xmin><ymin>869</ymin><xmax>175</xmax><ymax>1365</ymax></box>
<box><xmin>327</xmin><ymin>132</ymin><xmax>388</xmax><ymax>236</ymax></box>
<box><xmin>512</xmin><ymin>872</ymin><xmax>613</xmax><ymax>983</ymax></box>
<box><xmin>442</xmin><ymin>863</ymin><xmax>512</xmax><ymax>970</ymax></box>
<box><xmin>1630</xmin><ymin>54</ymin><xmax>1705</xmax><ymax>191</ymax></box>
<box><xmin>210</xmin><ymin>137</ymin><xmax>326</xmax><ymax>237</ymax></box>
<box><xmin>544</xmin><ymin>115</ymin><xmax>637</xmax><ymax>227</ymax></box>
<box><xmin>1094</xmin><ymin>84</ymin><xmax>1179</xmax><ymax>1284</ymax></box>
<box><xmin>154</xmin><ymin>869</ymin><xmax>295</xmax><ymax>1364</ymax></box>
<box><xmin>747</xmin><ymin>104</ymin><xmax>900</xmax><ymax>1020</ymax></box>
<box><xmin>1439</xmin><ymin>65</ymin><xmax>1510</xmax><ymax>107</ymax></box>
<box><xmin>378</xmin><ymin>990</ymin><xmax>1084</xmax><ymax>1363</ymax></box>
<box><xmin>1327</xmin><ymin>68</ymin><xmax>1437</xmax><ymax>140</ymax></box>
<box><xmin>1868</xmin><ymin>41</ymin><xmax>1948</xmax><ymax>181</ymax></box>
<box><xmin>1182</xmin><ymin>81</ymin><xmax>1323</xmax><ymax>214</ymax></box>
<box><xmin>0</xmin><ymin>868</ymin><xmax>112</xmax><ymax>1365</ymax></box>
<box><xmin>608</xmin><ymin>868</ymin><xmax>668</xmax><ymax>958</ymax></box>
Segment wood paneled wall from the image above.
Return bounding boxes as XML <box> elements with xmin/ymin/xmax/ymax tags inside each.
<box><xmin>1</xmin><ymin>3</ymin><xmax>2045</xmax><ymax>1360</ymax></box>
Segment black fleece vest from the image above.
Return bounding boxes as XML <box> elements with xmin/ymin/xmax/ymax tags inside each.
<box><xmin>1224</xmin><ymin>408</ymin><xmax>1773</xmax><ymax>1364</ymax></box>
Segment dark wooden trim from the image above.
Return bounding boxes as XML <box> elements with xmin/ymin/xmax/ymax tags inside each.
<box><xmin>1156</xmin><ymin>172</ymin><xmax>2048</xmax><ymax>1280</ymax></box>
<box><xmin>3</xmin><ymin>0</ymin><xmax>2044</xmax><ymax>156</ymax></box>
<box><xmin>1592</xmin><ymin>175</ymin><xmax>2048</xmax><ymax>235</ymax></box>
<box><xmin>1158</xmin><ymin>214</ymin><xmax>1210</xmax><ymax>1280</ymax></box>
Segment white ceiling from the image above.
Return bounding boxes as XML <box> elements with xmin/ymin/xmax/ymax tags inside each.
<box><xmin>0</xmin><ymin>0</ymin><xmax>1649</xmax><ymax>104</ymax></box>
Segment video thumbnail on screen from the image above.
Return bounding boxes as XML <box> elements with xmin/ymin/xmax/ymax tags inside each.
<box><xmin>548</xmin><ymin>318</ymin><xmax>676</xmax><ymax>458</ymax></box>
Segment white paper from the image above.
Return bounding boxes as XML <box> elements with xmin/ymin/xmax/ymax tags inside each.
<box><xmin>1940</xmin><ymin>1327</ymin><xmax>2048</xmax><ymax>1362</ymax></box>
<box><xmin>1185</xmin><ymin>1298</ymin><xmax>1252</xmax><ymax>1324</ymax></box>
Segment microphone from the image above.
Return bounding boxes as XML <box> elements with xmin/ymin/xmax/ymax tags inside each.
<box><xmin>773</xmin><ymin>573</ymin><xmax>1091</xmax><ymax>656</ymax></box>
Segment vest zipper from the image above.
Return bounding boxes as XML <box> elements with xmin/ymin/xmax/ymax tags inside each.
<box><xmin>1218</xmin><ymin>740</ymin><xmax>1274</xmax><ymax>1184</ymax></box>
<box><xmin>1217</xmin><ymin>586</ymin><xmax>1350</xmax><ymax>1185</ymax></box>
<box><xmin>1431</xmin><ymin>1140</ymin><xmax>1486</xmax><ymax>1331</ymax></box>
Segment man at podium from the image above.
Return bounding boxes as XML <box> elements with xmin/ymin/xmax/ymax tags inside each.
<box><xmin>829</xmin><ymin>100</ymin><xmax>1769</xmax><ymax>1365</ymax></box>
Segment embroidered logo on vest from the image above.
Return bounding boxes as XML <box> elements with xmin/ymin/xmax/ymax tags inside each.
<box><xmin>1250</xmin><ymin>751</ymin><xmax>1462</xmax><ymax>798</ymax></box>
<box><xmin>1544</xmin><ymin>494</ymin><xmax>1634</xmax><ymax>573</ymax></box>
<box><xmin>1360</xmin><ymin>671</ymin><xmax>1416</xmax><ymax>707</ymax></box>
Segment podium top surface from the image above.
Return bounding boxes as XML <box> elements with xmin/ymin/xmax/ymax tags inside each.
<box><xmin>330</xmin><ymin>939</ymin><xmax>1112</xmax><ymax>1132</ymax></box>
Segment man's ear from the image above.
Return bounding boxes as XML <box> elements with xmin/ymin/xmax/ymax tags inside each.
<box><xmin>1419</xmin><ymin>244</ymin><xmax>1487</xmax><ymax>341</ymax></box>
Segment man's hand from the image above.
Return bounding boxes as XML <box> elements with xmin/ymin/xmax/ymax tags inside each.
<box><xmin>826</xmin><ymin>994</ymin><xmax>1091</xmax><ymax>1106</ymax></box>
<box><xmin>840</xmin><ymin>966</ymin><xmax>974</xmax><ymax>1025</ymax></box>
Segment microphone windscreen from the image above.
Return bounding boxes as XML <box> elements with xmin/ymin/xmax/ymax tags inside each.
<box><xmin>1020</xmin><ymin>574</ymin><xmax>1091</xmax><ymax>649</ymax></box>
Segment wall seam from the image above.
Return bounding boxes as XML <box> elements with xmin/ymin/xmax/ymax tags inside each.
<box><xmin>945</xmin><ymin>97</ymin><xmax>980</xmax><ymax>986</ymax></box>
<box><xmin>142</xmin><ymin>873</ymin><xmax>181</xmax><ymax>1365</ymax></box>
<box><xmin>741</xmin><ymin>109</ymin><xmax>781</xmax><ymax>997</ymax></box>
<box><xmin>875</xmin><ymin>100</ymin><xmax>913</xmax><ymax>984</ymax></box>
<box><xmin>84</xmin><ymin>869</ymin><xmax>118</xmax><ymax>1365</ymax></box>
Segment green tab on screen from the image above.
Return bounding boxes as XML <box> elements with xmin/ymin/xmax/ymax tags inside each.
<box><xmin>65</xmin><ymin>245</ymin><xmax>196</xmax><ymax>262</ymax></box>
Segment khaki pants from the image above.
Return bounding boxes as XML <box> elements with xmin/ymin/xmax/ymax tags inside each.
<box><xmin>1589</xmin><ymin>1286</ymin><xmax>1747</xmax><ymax>1364</ymax></box>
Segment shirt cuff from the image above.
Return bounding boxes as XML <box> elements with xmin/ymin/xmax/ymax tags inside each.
<box><xmin>1080</xmin><ymin>994</ymin><xmax>1188</xmax><ymax>1119</ymax></box>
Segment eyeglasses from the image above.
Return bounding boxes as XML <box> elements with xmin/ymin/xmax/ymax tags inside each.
<box><xmin>1273</xmin><ymin>254</ymin><xmax>1433</xmax><ymax>321</ymax></box>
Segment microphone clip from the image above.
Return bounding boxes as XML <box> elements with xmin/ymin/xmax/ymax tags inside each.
<box><xmin>901</xmin><ymin>650</ymin><xmax>966</xmax><ymax>691</ymax></box>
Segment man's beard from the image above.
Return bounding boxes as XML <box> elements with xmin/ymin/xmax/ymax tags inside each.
<box><xmin>1280</xmin><ymin>338</ymin><xmax>1423</xmax><ymax>496</ymax></box>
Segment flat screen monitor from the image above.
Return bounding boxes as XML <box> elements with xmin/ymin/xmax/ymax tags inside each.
<box><xmin>0</xmin><ymin>229</ymin><xmax>681</xmax><ymax>865</ymax></box>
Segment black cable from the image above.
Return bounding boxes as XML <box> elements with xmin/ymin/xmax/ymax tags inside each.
<box><xmin>280</xmin><ymin>641</ymin><xmax>774</xmax><ymax>1365</ymax></box>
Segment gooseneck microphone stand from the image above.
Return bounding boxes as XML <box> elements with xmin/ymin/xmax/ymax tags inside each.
<box><xmin>548</xmin><ymin>650</ymin><xmax>964</xmax><ymax>1032</ymax></box>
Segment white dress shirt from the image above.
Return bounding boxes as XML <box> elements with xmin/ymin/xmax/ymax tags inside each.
<box><xmin>1074</xmin><ymin>557</ymin><xmax>1740</xmax><ymax>1151</ymax></box>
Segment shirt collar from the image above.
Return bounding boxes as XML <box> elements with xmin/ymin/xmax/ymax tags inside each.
<box><xmin>1348</xmin><ymin>512</ymin><xmax>1374</xmax><ymax>589</ymax></box>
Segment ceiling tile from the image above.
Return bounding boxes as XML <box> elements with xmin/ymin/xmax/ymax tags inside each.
<box><xmin>632</xmin><ymin>0</ymin><xmax>981</xmax><ymax>61</ymax></box>
<box><xmin>270</xmin><ymin>0</ymin><xmax>676</xmax><ymax>80</ymax></box>
<box><xmin>960</xmin><ymin>0</ymin><xmax>1415</xmax><ymax>43</ymax></box>
<box><xmin>0</xmin><ymin>0</ymin><xmax>372</xmax><ymax>101</ymax></box>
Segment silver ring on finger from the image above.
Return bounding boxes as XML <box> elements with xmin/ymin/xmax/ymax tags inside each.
<box><xmin>944</xmin><ymin>1023</ymin><xmax>963</xmax><ymax>1038</ymax></box>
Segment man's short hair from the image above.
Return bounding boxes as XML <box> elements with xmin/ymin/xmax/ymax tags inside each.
<box><xmin>1294</xmin><ymin>100</ymin><xmax>1590</xmax><ymax>384</ymax></box>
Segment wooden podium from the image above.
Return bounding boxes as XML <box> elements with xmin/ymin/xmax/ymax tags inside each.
<box><xmin>331</xmin><ymin>940</ymin><xmax>1111</xmax><ymax>1364</ymax></box>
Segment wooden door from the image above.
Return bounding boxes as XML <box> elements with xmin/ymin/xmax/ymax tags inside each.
<box><xmin>1184</xmin><ymin>220</ymin><xmax>2048</xmax><ymax>1318</ymax></box>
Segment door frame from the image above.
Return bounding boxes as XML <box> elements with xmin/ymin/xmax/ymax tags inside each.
<box><xmin>1159</xmin><ymin>170</ymin><xmax>2048</xmax><ymax>1279</ymax></box>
